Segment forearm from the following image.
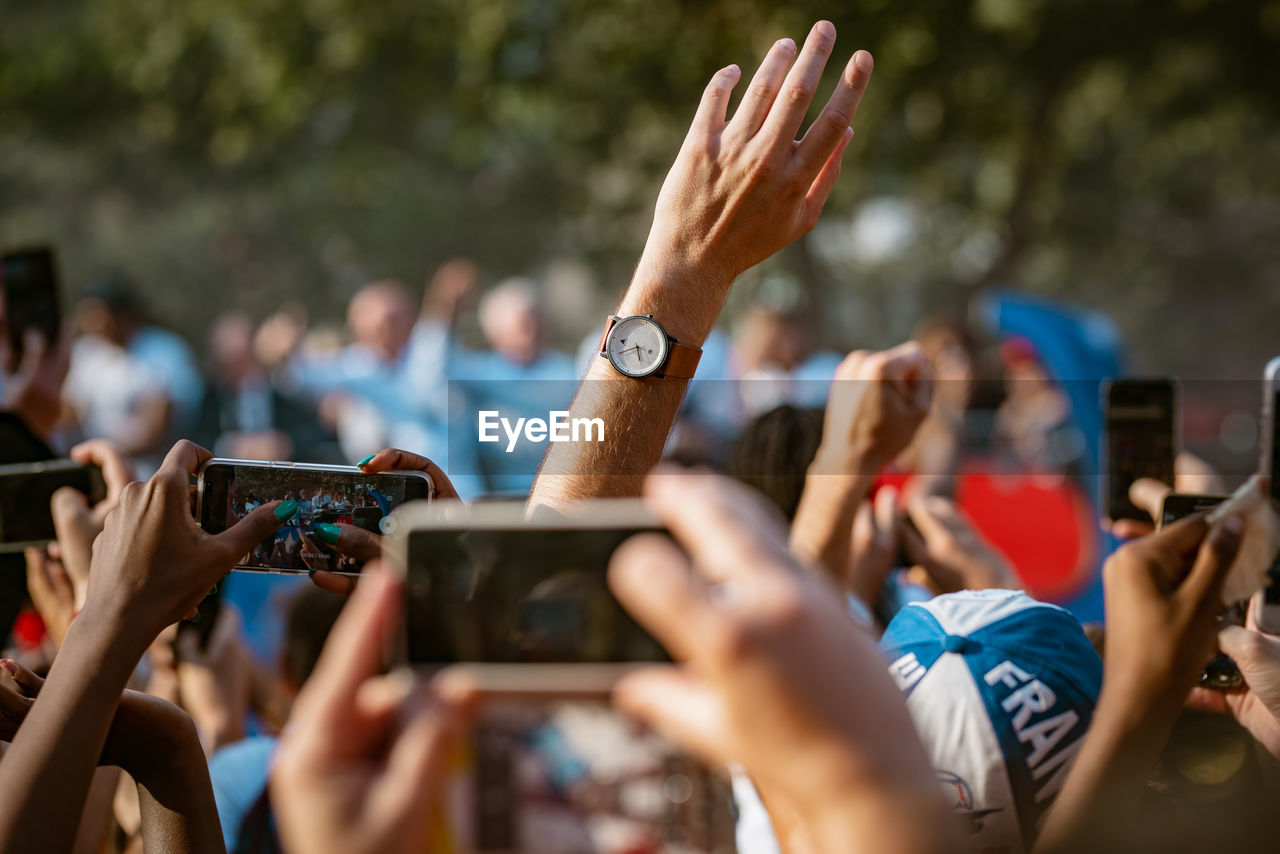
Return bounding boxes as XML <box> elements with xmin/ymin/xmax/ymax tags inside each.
<box><xmin>113</xmin><ymin>693</ymin><xmax>225</xmax><ymax>854</ymax></box>
<box><xmin>1034</xmin><ymin>689</ymin><xmax>1176</xmax><ymax>854</ymax></box>
<box><xmin>530</xmin><ymin>254</ymin><xmax>728</xmax><ymax>506</ymax></box>
<box><xmin>134</xmin><ymin>751</ymin><xmax>224</xmax><ymax>854</ymax></box>
<box><xmin>790</xmin><ymin>467</ymin><xmax>877</xmax><ymax>591</ymax></box>
<box><xmin>0</xmin><ymin>614</ymin><xmax>142</xmax><ymax>853</ymax></box>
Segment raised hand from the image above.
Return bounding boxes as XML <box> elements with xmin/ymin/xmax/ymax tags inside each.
<box><xmin>272</xmin><ymin>567</ymin><xmax>474</xmax><ymax>854</ymax></box>
<box><xmin>637</xmin><ymin>21</ymin><xmax>873</xmax><ymax>299</ymax></box>
<box><xmin>610</xmin><ymin>469</ymin><xmax>950</xmax><ymax>854</ymax></box>
<box><xmin>899</xmin><ymin>495</ymin><xmax>1021</xmax><ymax>594</ymax></box>
<box><xmin>82</xmin><ymin>439</ymin><xmax>288</xmax><ymax>653</ymax></box>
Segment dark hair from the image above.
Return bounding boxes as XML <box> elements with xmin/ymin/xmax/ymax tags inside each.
<box><xmin>726</xmin><ymin>405</ymin><xmax>825</xmax><ymax>522</ymax></box>
<box><xmin>281</xmin><ymin>586</ymin><xmax>346</xmax><ymax>689</ymax></box>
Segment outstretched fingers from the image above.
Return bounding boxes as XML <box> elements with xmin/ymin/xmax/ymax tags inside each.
<box><xmin>796</xmin><ymin>50</ymin><xmax>873</xmax><ymax>175</ymax></box>
<box><xmin>689</xmin><ymin>64</ymin><xmax>742</xmax><ymax>138</ymax></box>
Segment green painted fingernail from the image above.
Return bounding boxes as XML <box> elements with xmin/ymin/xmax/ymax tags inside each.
<box><xmin>357</xmin><ymin>453</ymin><xmax>376</xmax><ymax>468</ymax></box>
<box><xmin>274</xmin><ymin>500</ymin><xmax>298</xmax><ymax>523</ymax></box>
<box><xmin>314</xmin><ymin>523</ymin><xmax>341</xmax><ymax>545</ymax></box>
<box><xmin>189</xmin><ymin>611</ymin><xmax>202</xmax><ymax>623</ymax></box>
<box><xmin>307</xmin><ymin>569</ymin><xmax>317</xmax><ymax>578</ymax></box>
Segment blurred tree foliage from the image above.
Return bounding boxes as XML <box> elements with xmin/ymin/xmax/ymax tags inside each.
<box><xmin>1</xmin><ymin>0</ymin><xmax>1278</xmax><ymax>374</ymax></box>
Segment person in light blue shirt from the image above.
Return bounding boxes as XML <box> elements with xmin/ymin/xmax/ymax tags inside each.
<box><xmin>448</xmin><ymin>278</ymin><xmax>577</xmax><ymax>496</ymax></box>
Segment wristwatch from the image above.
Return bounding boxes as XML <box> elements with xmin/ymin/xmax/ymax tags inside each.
<box><xmin>597</xmin><ymin>314</ymin><xmax>702</xmax><ymax>379</ymax></box>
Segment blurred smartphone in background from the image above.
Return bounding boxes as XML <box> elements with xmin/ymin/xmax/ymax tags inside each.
<box><xmin>1249</xmin><ymin>357</ymin><xmax>1280</xmax><ymax>634</ymax></box>
<box><xmin>0</xmin><ymin>460</ymin><xmax>106</xmax><ymax>552</ymax></box>
<box><xmin>1103</xmin><ymin>378</ymin><xmax>1178</xmax><ymax>524</ymax></box>
<box><xmin>0</xmin><ymin>246</ymin><xmax>62</xmax><ymax>373</ymax></box>
<box><xmin>387</xmin><ymin>500</ymin><xmax>736</xmax><ymax>854</ymax></box>
<box><xmin>196</xmin><ymin>459</ymin><xmax>432</xmax><ymax>575</ymax></box>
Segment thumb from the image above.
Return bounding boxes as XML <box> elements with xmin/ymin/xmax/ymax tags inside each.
<box><xmin>215</xmin><ymin>500</ymin><xmax>288</xmax><ymax>564</ymax></box>
<box><xmin>1183</xmin><ymin>514</ymin><xmax>1244</xmax><ymax>609</ymax></box>
<box><xmin>1218</xmin><ymin>624</ymin><xmax>1280</xmax><ymax>670</ymax></box>
<box><xmin>50</xmin><ymin>487</ymin><xmax>96</xmax><ymax>572</ymax></box>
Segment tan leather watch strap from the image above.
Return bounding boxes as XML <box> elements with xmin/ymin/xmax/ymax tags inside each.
<box><xmin>661</xmin><ymin>341</ymin><xmax>702</xmax><ymax>379</ymax></box>
<box><xmin>596</xmin><ymin>316</ymin><xmax>617</xmax><ymax>353</ymax></box>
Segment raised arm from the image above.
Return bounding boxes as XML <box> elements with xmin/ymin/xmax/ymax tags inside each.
<box><xmin>1035</xmin><ymin>513</ymin><xmax>1242</xmax><ymax>853</ymax></box>
<box><xmin>0</xmin><ymin>440</ymin><xmax>285</xmax><ymax>853</ymax></box>
<box><xmin>530</xmin><ymin>21</ymin><xmax>874</xmax><ymax>506</ymax></box>
<box><xmin>789</xmin><ymin>343</ymin><xmax>930</xmax><ymax>599</ymax></box>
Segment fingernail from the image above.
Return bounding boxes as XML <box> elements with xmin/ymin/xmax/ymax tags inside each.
<box><xmin>274</xmin><ymin>500</ymin><xmax>298</xmax><ymax>523</ymax></box>
<box><xmin>1223</xmin><ymin>514</ymin><xmax>1245</xmax><ymax>535</ymax></box>
<box><xmin>209</xmin><ymin>581</ymin><xmax>218</xmax><ymax>595</ymax></box>
<box><xmin>855</xmin><ymin>50</ymin><xmax>874</xmax><ymax>73</ymax></box>
<box><xmin>0</xmin><ymin>660</ymin><xmax>17</xmax><ymax>677</ymax></box>
<box><xmin>307</xmin><ymin>569</ymin><xmax>318</xmax><ymax>578</ymax></box>
<box><xmin>357</xmin><ymin>453</ymin><xmax>376</xmax><ymax>468</ymax></box>
<box><xmin>189</xmin><ymin>611</ymin><xmax>202</xmax><ymax>624</ymax></box>
<box><xmin>314</xmin><ymin>523</ymin><xmax>341</xmax><ymax>545</ymax></box>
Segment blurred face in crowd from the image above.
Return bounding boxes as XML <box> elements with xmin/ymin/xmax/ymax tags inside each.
<box><xmin>734</xmin><ymin>307</ymin><xmax>806</xmax><ymax>373</ymax></box>
<box><xmin>480</xmin><ymin>280</ymin><xmax>543</xmax><ymax>366</ymax></box>
<box><xmin>75</xmin><ymin>297</ymin><xmax>137</xmax><ymax>348</ymax></box>
<box><xmin>348</xmin><ymin>280</ymin><xmax>415</xmax><ymax>362</ymax></box>
<box><xmin>209</xmin><ymin>312</ymin><xmax>259</xmax><ymax>387</ymax></box>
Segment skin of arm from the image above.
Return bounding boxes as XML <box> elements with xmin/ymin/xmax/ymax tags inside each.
<box><xmin>1034</xmin><ymin>513</ymin><xmax>1243</xmax><ymax>854</ymax></box>
<box><xmin>0</xmin><ymin>440</ymin><xmax>283</xmax><ymax>853</ymax></box>
<box><xmin>530</xmin><ymin>21</ymin><xmax>874</xmax><ymax>507</ymax></box>
<box><xmin>1</xmin><ymin>661</ymin><xmax>222</xmax><ymax>854</ymax></box>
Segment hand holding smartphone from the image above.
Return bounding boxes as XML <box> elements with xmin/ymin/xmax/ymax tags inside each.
<box><xmin>386</xmin><ymin>499</ymin><xmax>736</xmax><ymax>854</ymax></box>
<box><xmin>0</xmin><ymin>460</ymin><xmax>106</xmax><ymax>552</ymax></box>
<box><xmin>196</xmin><ymin>459</ymin><xmax>433</xmax><ymax>575</ymax></box>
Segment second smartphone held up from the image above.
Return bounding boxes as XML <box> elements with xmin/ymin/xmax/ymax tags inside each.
<box><xmin>196</xmin><ymin>459</ymin><xmax>433</xmax><ymax>575</ymax></box>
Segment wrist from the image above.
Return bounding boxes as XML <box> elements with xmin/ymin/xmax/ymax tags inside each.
<box><xmin>621</xmin><ymin>253</ymin><xmax>733</xmax><ymax>347</ymax></box>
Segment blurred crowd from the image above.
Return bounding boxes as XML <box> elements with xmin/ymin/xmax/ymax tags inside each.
<box><xmin>3</xmin><ymin>17</ymin><xmax>1279</xmax><ymax>854</ymax></box>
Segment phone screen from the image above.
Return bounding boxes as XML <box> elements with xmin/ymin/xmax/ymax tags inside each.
<box><xmin>1105</xmin><ymin>379</ymin><xmax>1176</xmax><ymax>522</ymax></box>
<box><xmin>0</xmin><ymin>461</ymin><xmax>106</xmax><ymax>550</ymax></box>
<box><xmin>0</xmin><ymin>247</ymin><xmax>61</xmax><ymax>372</ymax></box>
<box><xmin>404</xmin><ymin>526</ymin><xmax>668</xmax><ymax>664</ymax></box>
<box><xmin>199</xmin><ymin>463</ymin><xmax>431</xmax><ymax>574</ymax></box>
<box><xmin>1158</xmin><ymin>494</ymin><xmax>1227</xmax><ymax>529</ymax></box>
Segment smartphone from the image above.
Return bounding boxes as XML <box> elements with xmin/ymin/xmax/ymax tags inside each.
<box><xmin>388</xmin><ymin>501</ymin><xmax>736</xmax><ymax>854</ymax></box>
<box><xmin>0</xmin><ymin>460</ymin><xmax>106</xmax><ymax>552</ymax></box>
<box><xmin>1158</xmin><ymin>493</ymin><xmax>1228</xmax><ymax>529</ymax></box>
<box><xmin>1160</xmin><ymin>491</ymin><xmax>1243</xmax><ymax>689</ymax></box>
<box><xmin>388</xmin><ymin>500</ymin><xmax>667</xmax><ymax>685</ymax></box>
<box><xmin>196</xmin><ymin>459</ymin><xmax>433</xmax><ymax>575</ymax></box>
<box><xmin>1103</xmin><ymin>378</ymin><xmax>1178</xmax><ymax>523</ymax></box>
<box><xmin>0</xmin><ymin>247</ymin><xmax>61</xmax><ymax>373</ymax></box>
<box><xmin>1250</xmin><ymin>357</ymin><xmax>1280</xmax><ymax>633</ymax></box>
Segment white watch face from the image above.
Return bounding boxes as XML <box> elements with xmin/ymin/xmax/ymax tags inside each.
<box><xmin>605</xmin><ymin>316</ymin><xmax>669</xmax><ymax>378</ymax></box>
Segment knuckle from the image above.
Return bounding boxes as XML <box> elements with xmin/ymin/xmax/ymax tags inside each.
<box><xmin>750</xmin><ymin>81</ymin><xmax>776</xmax><ymax>100</ymax></box>
<box><xmin>785</xmin><ymin>81</ymin><xmax>814</xmax><ymax>104</ymax></box>
<box><xmin>821</xmin><ymin>109</ymin><xmax>851</xmax><ymax>134</ymax></box>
